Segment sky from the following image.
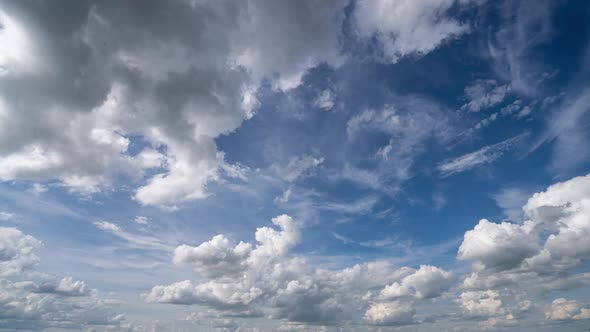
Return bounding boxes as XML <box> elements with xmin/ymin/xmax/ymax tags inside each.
<box><xmin>0</xmin><ymin>0</ymin><xmax>590</xmax><ymax>331</ymax></box>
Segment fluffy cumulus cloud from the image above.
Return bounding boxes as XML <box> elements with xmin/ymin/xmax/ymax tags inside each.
<box><xmin>146</xmin><ymin>215</ymin><xmax>453</xmax><ymax>325</ymax></box>
<box><xmin>455</xmin><ymin>173</ymin><xmax>590</xmax><ymax>325</ymax></box>
<box><xmin>380</xmin><ymin>265</ymin><xmax>454</xmax><ymax>300</ymax></box>
<box><xmin>363</xmin><ymin>301</ymin><xmax>415</xmax><ymax>326</ymax></box>
<box><xmin>458</xmin><ymin>175</ymin><xmax>590</xmax><ymax>275</ymax></box>
<box><xmin>0</xmin><ymin>226</ymin><xmax>40</xmax><ymax>276</ymax></box>
<box><xmin>458</xmin><ymin>290</ymin><xmax>505</xmax><ymax>318</ymax></box>
<box><xmin>35</xmin><ymin>277</ymin><xmax>91</xmax><ymax>297</ymax></box>
<box><xmin>545</xmin><ymin>298</ymin><xmax>590</xmax><ymax>321</ymax></box>
<box><xmin>457</xmin><ymin>219</ymin><xmax>538</xmax><ymax>271</ymax></box>
<box><xmin>173</xmin><ymin>235</ymin><xmax>253</xmax><ymax>279</ymax></box>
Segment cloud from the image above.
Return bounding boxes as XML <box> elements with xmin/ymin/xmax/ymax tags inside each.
<box><xmin>458</xmin><ymin>290</ymin><xmax>505</xmax><ymax>318</ymax></box>
<box><xmin>133</xmin><ymin>216</ymin><xmax>149</xmax><ymax>225</ymax></box>
<box><xmin>364</xmin><ymin>301</ymin><xmax>415</xmax><ymax>326</ymax></box>
<box><xmin>0</xmin><ymin>0</ymin><xmax>351</xmax><ymax>208</ymax></box>
<box><xmin>35</xmin><ymin>277</ymin><xmax>92</xmax><ymax>297</ymax></box>
<box><xmin>0</xmin><ymin>226</ymin><xmax>40</xmax><ymax>276</ymax></box>
<box><xmin>438</xmin><ymin>133</ymin><xmax>527</xmax><ymax>177</ymax></box>
<box><xmin>545</xmin><ymin>298</ymin><xmax>590</xmax><ymax>321</ymax></box>
<box><xmin>487</xmin><ymin>0</ymin><xmax>554</xmax><ymax>95</ymax></box>
<box><xmin>380</xmin><ymin>265</ymin><xmax>454</xmax><ymax>300</ymax></box>
<box><xmin>347</xmin><ymin>100</ymin><xmax>453</xmax><ymax>181</ymax></box>
<box><xmin>457</xmin><ymin>219</ymin><xmax>539</xmax><ymax>271</ymax></box>
<box><xmin>0</xmin><ymin>227</ymin><xmax>137</xmax><ymax>331</ymax></box>
<box><xmin>174</xmin><ymin>235</ymin><xmax>252</xmax><ymax>279</ymax></box>
<box><xmin>0</xmin><ymin>211</ymin><xmax>15</xmax><ymax>221</ymax></box>
<box><xmin>353</xmin><ymin>0</ymin><xmax>472</xmax><ymax>63</ymax></box>
<box><xmin>0</xmin><ymin>277</ymin><xmax>134</xmax><ymax>331</ymax></box>
<box><xmin>272</xmin><ymin>155</ymin><xmax>324</xmax><ymax>183</ymax></box>
<box><xmin>532</xmin><ymin>87</ymin><xmax>590</xmax><ymax>174</ymax></box>
<box><xmin>460</xmin><ymin>79</ymin><xmax>511</xmax><ymax>112</ymax></box>
<box><xmin>312</xmin><ymin>90</ymin><xmax>335</xmax><ymax>111</ymax></box>
<box><xmin>493</xmin><ymin>187</ymin><xmax>532</xmax><ymax>221</ymax></box>
<box><xmin>93</xmin><ymin>220</ymin><xmax>172</xmax><ymax>251</ymax></box>
<box><xmin>456</xmin><ymin>173</ymin><xmax>590</xmax><ymax>325</ymax></box>
<box><xmin>146</xmin><ymin>215</ymin><xmax>450</xmax><ymax>325</ymax></box>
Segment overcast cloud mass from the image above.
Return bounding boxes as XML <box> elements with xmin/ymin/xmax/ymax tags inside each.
<box><xmin>0</xmin><ymin>0</ymin><xmax>589</xmax><ymax>331</ymax></box>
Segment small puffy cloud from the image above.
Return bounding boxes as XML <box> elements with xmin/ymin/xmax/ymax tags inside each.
<box><xmin>174</xmin><ymin>235</ymin><xmax>252</xmax><ymax>279</ymax></box>
<box><xmin>0</xmin><ymin>226</ymin><xmax>40</xmax><ymax>276</ymax></box>
<box><xmin>458</xmin><ymin>290</ymin><xmax>505</xmax><ymax>318</ymax></box>
<box><xmin>36</xmin><ymin>277</ymin><xmax>91</xmax><ymax>297</ymax></box>
<box><xmin>364</xmin><ymin>302</ymin><xmax>415</xmax><ymax>326</ymax></box>
<box><xmin>133</xmin><ymin>216</ymin><xmax>149</xmax><ymax>225</ymax></box>
<box><xmin>0</xmin><ymin>211</ymin><xmax>16</xmax><ymax>221</ymax></box>
<box><xmin>380</xmin><ymin>265</ymin><xmax>454</xmax><ymax>300</ymax></box>
<box><xmin>545</xmin><ymin>298</ymin><xmax>590</xmax><ymax>321</ymax></box>
<box><xmin>457</xmin><ymin>219</ymin><xmax>538</xmax><ymax>272</ymax></box>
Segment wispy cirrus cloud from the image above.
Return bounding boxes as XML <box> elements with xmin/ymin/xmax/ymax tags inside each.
<box><xmin>438</xmin><ymin>133</ymin><xmax>528</xmax><ymax>177</ymax></box>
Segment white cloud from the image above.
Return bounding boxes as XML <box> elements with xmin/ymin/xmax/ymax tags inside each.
<box><xmin>230</xmin><ymin>0</ymin><xmax>347</xmax><ymax>91</ymax></box>
<box><xmin>274</xmin><ymin>188</ymin><xmax>292</xmax><ymax>204</ymax></box>
<box><xmin>133</xmin><ymin>216</ymin><xmax>149</xmax><ymax>225</ymax></box>
<box><xmin>312</xmin><ymin>90</ymin><xmax>335</xmax><ymax>111</ymax></box>
<box><xmin>458</xmin><ymin>290</ymin><xmax>505</xmax><ymax>318</ymax></box>
<box><xmin>532</xmin><ymin>88</ymin><xmax>590</xmax><ymax>174</ymax></box>
<box><xmin>0</xmin><ymin>1</ymin><xmax>351</xmax><ymax>208</ymax></box>
<box><xmin>522</xmin><ymin>174</ymin><xmax>590</xmax><ymax>270</ymax></box>
<box><xmin>487</xmin><ymin>1</ymin><xmax>554</xmax><ymax>94</ymax></box>
<box><xmin>146</xmin><ymin>215</ymin><xmax>449</xmax><ymax>325</ymax></box>
<box><xmin>438</xmin><ymin>133</ymin><xmax>527</xmax><ymax>177</ymax></box>
<box><xmin>455</xmin><ymin>173</ymin><xmax>590</xmax><ymax>328</ymax></box>
<box><xmin>363</xmin><ymin>301</ymin><xmax>415</xmax><ymax>326</ymax></box>
<box><xmin>348</xmin><ymin>101</ymin><xmax>452</xmax><ymax>181</ymax></box>
<box><xmin>545</xmin><ymin>298</ymin><xmax>590</xmax><ymax>321</ymax></box>
<box><xmin>493</xmin><ymin>187</ymin><xmax>532</xmax><ymax>221</ymax></box>
<box><xmin>457</xmin><ymin>219</ymin><xmax>538</xmax><ymax>271</ymax></box>
<box><xmin>0</xmin><ymin>211</ymin><xmax>15</xmax><ymax>221</ymax></box>
<box><xmin>93</xmin><ymin>221</ymin><xmax>172</xmax><ymax>251</ymax></box>
<box><xmin>36</xmin><ymin>277</ymin><xmax>92</xmax><ymax>297</ymax></box>
<box><xmin>174</xmin><ymin>235</ymin><xmax>252</xmax><ymax>279</ymax></box>
<box><xmin>0</xmin><ymin>278</ymin><xmax>122</xmax><ymax>330</ymax></box>
<box><xmin>272</xmin><ymin>155</ymin><xmax>324</xmax><ymax>183</ymax></box>
<box><xmin>353</xmin><ymin>0</ymin><xmax>472</xmax><ymax>63</ymax></box>
<box><xmin>380</xmin><ymin>265</ymin><xmax>454</xmax><ymax>300</ymax></box>
<box><xmin>0</xmin><ymin>226</ymin><xmax>135</xmax><ymax>330</ymax></box>
<box><xmin>0</xmin><ymin>226</ymin><xmax>40</xmax><ymax>276</ymax></box>
<box><xmin>460</xmin><ymin>79</ymin><xmax>511</xmax><ymax>112</ymax></box>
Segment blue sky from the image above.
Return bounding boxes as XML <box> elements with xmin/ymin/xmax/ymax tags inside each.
<box><xmin>1</xmin><ymin>0</ymin><xmax>590</xmax><ymax>331</ymax></box>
